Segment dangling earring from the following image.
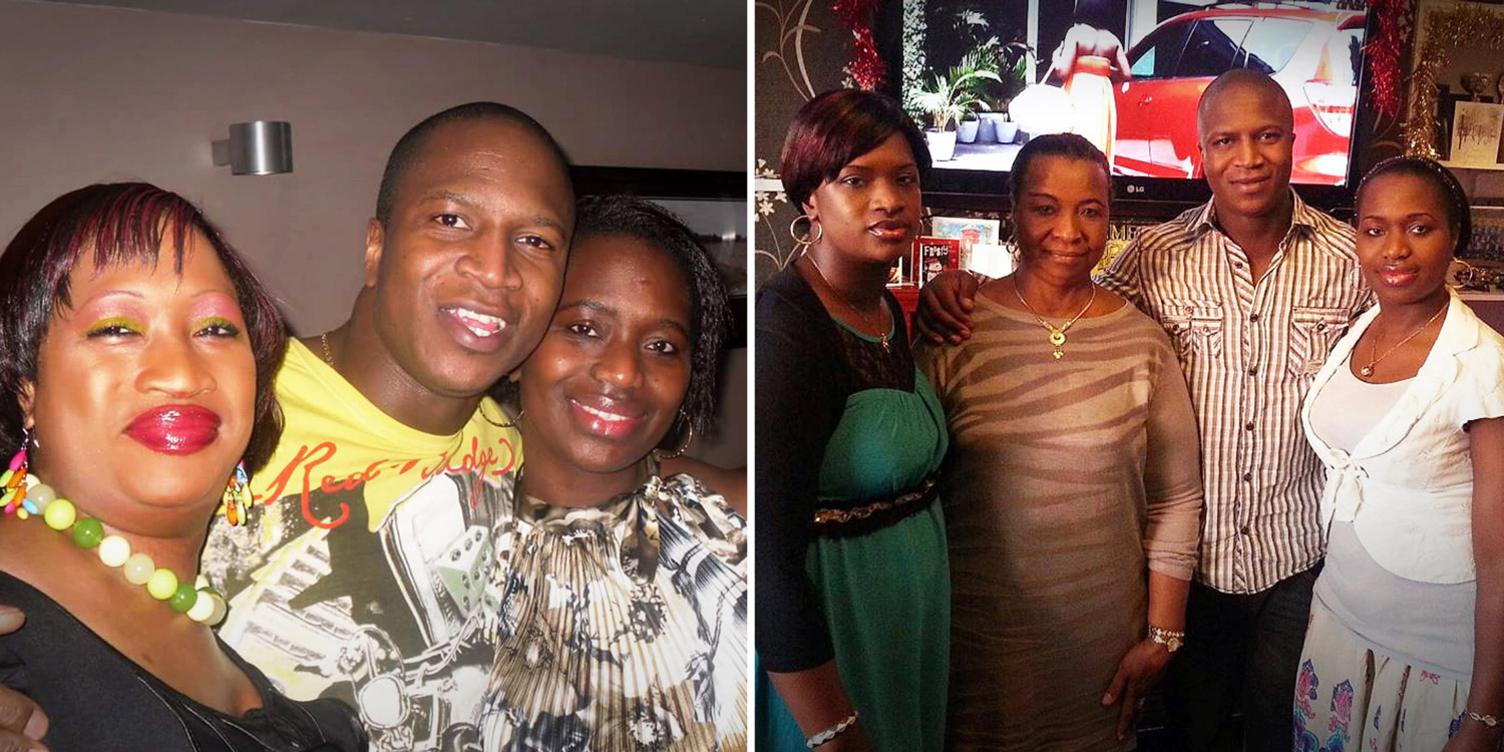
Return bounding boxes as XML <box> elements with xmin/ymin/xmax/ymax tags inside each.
<box><xmin>1</xmin><ymin>427</ymin><xmax>33</xmax><ymax>514</ymax></box>
<box><xmin>223</xmin><ymin>461</ymin><xmax>250</xmax><ymax>527</ymax></box>
<box><xmin>653</xmin><ymin>411</ymin><xmax>695</xmax><ymax>461</ymax></box>
<box><xmin>789</xmin><ymin>214</ymin><xmax>823</xmax><ymax>260</ymax></box>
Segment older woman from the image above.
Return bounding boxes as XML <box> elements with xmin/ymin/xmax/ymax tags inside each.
<box><xmin>1293</xmin><ymin>157</ymin><xmax>1504</xmax><ymax>752</ymax></box>
<box><xmin>0</xmin><ymin>183</ymin><xmax>367</xmax><ymax>750</ymax></box>
<box><xmin>756</xmin><ymin>89</ymin><xmax>949</xmax><ymax>752</ymax></box>
<box><xmin>479</xmin><ymin>195</ymin><xmax>746</xmax><ymax>750</ymax></box>
<box><xmin>914</xmin><ymin>134</ymin><xmax>1202</xmax><ymax>750</ymax></box>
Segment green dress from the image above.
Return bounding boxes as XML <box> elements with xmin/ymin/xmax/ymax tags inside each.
<box><xmin>755</xmin><ymin>266</ymin><xmax>950</xmax><ymax>752</ymax></box>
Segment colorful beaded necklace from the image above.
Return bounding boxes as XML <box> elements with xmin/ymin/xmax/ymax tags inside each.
<box><xmin>1</xmin><ymin>448</ymin><xmax>228</xmax><ymax>625</ymax></box>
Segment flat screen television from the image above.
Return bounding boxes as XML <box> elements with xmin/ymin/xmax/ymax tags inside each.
<box><xmin>878</xmin><ymin>0</ymin><xmax>1371</xmax><ymax>212</ymax></box>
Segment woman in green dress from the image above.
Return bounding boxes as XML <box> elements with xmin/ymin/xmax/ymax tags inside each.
<box><xmin>755</xmin><ymin>88</ymin><xmax>950</xmax><ymax>752</ymax></box>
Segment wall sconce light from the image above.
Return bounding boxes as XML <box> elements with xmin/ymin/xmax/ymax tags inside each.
<box><xmin>212</xmin><ymin>121</ymin><xmax>293</xmax><ymax>175</ymax></box>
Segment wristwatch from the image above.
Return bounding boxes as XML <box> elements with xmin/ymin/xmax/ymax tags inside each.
<box><xmin>1148</xmin><ymin>625</ymin><xmax>1185</xmax><ymax>653</ymax></box>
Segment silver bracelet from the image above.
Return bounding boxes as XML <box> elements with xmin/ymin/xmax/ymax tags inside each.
<box><xmin>1467</xmin><ymin>710</ymin><xmax>1500</xmax><ymax>728</ymax></box>
<box><xmin>806</xmin><ymin>711</ymin><xmax>859</xmax><ymax>749</ymax></box>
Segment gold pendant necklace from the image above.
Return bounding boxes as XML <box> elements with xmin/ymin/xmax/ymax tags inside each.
<box><xmin>1014</xmin><ymin>282</ymin><xmax>1097</xmax><ymax>360</ymax></box>
<box><xmin>804</xmin><ymin>253</ymin><xmax>893</xmax><ymax>353</ymax></box>
<box><xmin>1358</xmin><ymin>303</ymin><xmax>1446</xmax><ymax>379</ymax></box>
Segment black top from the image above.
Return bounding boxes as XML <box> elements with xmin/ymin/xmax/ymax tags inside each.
<box><xmin>0</xmin><ymin>572</ymin><xmax>368</xmax><ymax>752</ymax></box>
<box><xmin>753</xmin><ymin>265</ymin><xmax>916</xmax><ymax>673</ymax></box>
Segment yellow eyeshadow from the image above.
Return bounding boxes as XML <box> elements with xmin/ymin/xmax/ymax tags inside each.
<box><xmin>197</xmin><ymin>315</ymin><xmax>236</xmax><ymax>329</ymax></box>
<box><xmin>86</xmin><ymin>316</ymin><xmax>143</xmax><ymax>335</ymax></box>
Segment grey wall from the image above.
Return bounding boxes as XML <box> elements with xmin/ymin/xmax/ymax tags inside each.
<box><xmin>0</xmin><ymin>0</ymin><xmax>748</xmax><ymax>466</ymax></box>
<box><xmin>0</xmin><ymin>0</ymin><xmax>744</xmax><ymax>331</ymax></box>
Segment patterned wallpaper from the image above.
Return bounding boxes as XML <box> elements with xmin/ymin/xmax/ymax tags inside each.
<box><xmin>754</xmin><ymin>0</ymin><xmax>855</xmax><ymax>287</ymax></box>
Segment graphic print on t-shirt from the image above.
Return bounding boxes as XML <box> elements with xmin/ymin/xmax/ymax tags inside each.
<box><xmin>200</xmin><ymin>340</ymin><xmax>520</xmax><ymax>752</ymax></box>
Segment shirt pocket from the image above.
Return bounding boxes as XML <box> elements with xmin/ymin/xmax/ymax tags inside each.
<box><xmin>1288</xmin><ymin>306</ymin><xmax>1349</xmax><ymax>377</ymax></box>
<box><xmin>1160</xmin><ymin>300</ymin><xmax>1225</xmax><ymax>363</ymax></box>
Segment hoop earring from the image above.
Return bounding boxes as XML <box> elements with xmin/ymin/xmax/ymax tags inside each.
<box><xmin>480</xmin><ymin>403</ymin><xmax>521</xmax><ymax>430</ymax></box>
<box><xmin>2</xmin><ymin>427</ymin><xmax>32</xmax><ymax>513</ymax></box>
<box><xmin>653</xmin><ymin>411</ymin><xmax>695</xmax><ymax>461</ymax></box>
<box><xmin>789</xmin><ymin>214</ymin><xmax>823</xmax><ymax>257</ymax></box>
<box><xmin>223</xmin><ymin>461</ymin><xmax>250</xmax><ymax>527</ymax></box>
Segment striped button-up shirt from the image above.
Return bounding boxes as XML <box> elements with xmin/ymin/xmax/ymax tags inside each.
<box><xmin>1100</xmin><ymin>193</ymin><xmax>1373</xmax><ymax>594</ymax></box>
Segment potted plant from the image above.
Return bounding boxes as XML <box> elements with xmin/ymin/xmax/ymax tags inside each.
<box><xmin>957</xmin><ymin>114</ymin><xmax>980</xmax><ymax>144</ymax></box>
<box><xmin>979</xmin><ymin>38</ymin><xmax>1033</xmax><ymax>143</ymax></box>
<box><xmin>914</xmin><ymin>48</ymin><xmax>1000</xmax><ymax>161</ymax></box>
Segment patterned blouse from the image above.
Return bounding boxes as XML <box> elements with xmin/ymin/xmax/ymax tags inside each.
<box><xmin>480</xmin><ymin>471</ymin><xmax>748</xmax><ymax>751</ymax></box>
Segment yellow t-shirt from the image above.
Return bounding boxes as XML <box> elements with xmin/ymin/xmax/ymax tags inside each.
<box><xmin>202</xmin><ymin>338</ymin><xmax>520</xmax><ymax>749</ymax></box>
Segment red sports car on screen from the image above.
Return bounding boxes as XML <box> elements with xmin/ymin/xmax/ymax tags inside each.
<box><xmin>1112</xmin><ymin>5</ymin><xmax>1364</xmax><ymax>185</ymax></box>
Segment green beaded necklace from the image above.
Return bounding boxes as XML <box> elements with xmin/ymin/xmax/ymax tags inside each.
<box><xmin>6</xmin><ymin>474</ymin><xmax>228</xmax><ymax>625</ymax></box>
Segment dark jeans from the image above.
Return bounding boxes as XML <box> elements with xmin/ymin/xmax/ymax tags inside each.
<box><xmin>1163</xmin><ymin>566</ymin><xmax>1319</xmax><ymax>752</ymax></box>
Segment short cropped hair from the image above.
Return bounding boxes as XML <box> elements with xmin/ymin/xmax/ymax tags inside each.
<box><xmin>1009</xmin><ymin>132</ymin><xmax>1112</xmax><ymax>202</ymax></box>
<box><xmin>779</xmin><ymin>89</ymin><xmax>930</xmax><ymax>210</ymax></box>
<box><xmin>375</xmin><ymin>101</ymin><xmax>573</xmax><ymax>228</ymax></box>
<box><xmin>1357</xmin><ymin>156</ymin><xmax>1472</xmax><ymax>255</ymax></box>
<box><xmin>0</xmin><ymin>183</ymin><xmax>287</xmax><ymax>471</ymax></box>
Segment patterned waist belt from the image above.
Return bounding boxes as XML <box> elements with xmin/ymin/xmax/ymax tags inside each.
<box><xmin>810</xmin><ymin>472</ymin><xmax>940</xmax><ymax>538</ymax></box>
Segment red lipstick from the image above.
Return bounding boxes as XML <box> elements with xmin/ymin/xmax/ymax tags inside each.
<box><xmin>124</xmin><ymin>405</ymin><xmax>221</xmax><ymax>455</ymax></box>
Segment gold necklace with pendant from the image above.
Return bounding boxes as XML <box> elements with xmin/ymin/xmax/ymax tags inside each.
<box><xmin>1357</xmin><ymin>303</ymin><xmax>1446</xmax><ymax>379</ymax></box>
<box><xmin>1014</xmin><ymin>282</ymin><xmax>1097</xmax><ymax>360</ymax></box>
<box><xmin>805</xmin><ymin>253</ymin><xmax>893</xmax><ymax>353</ymax></box>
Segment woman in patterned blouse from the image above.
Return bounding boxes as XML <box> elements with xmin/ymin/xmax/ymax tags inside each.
<box><xmin>479</xmin><ymin>195</ymin><xmax>747</xmax><ymax>751</ymax></box>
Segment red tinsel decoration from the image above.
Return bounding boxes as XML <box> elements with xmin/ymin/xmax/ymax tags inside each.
<box><xmin>834</xmin><ymin>0</ymin><xmax>885</xmax><ymax>90</ymax></box>
<box><xmin>1364</xmin><ymin>0</ymin><xmax>1406</xmax><ymax>118</ymax></box>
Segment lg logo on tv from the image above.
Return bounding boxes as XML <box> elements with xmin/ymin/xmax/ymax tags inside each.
<box><xmin>1125</xmin><ymin>184</ymin><xmax>1145</xmax><ymax>195</ymax></box>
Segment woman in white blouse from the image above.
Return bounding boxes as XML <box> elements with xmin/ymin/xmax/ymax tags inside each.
<box><xmin>1294</xmin><ymin>157</ymin><xmax>1504</xmax><ymax>752</ymax></box>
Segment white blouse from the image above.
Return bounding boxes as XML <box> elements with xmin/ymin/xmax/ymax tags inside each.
<box><xmin>1300</xmin><ymin>291</ymin><xmax>1504</xmax><ymax>584</ymax></box>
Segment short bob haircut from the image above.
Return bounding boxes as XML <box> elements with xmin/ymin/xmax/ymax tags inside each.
<box><xmin>0</xmin><ymin>183</ymin><xmax>288</xmax><ymax>472</ymax></box>
<box><xmin>494</xmin><ymin>195</ymin><xmax>728</xmax><ymax>443</ymax></box>
<box><xmin>779</xmin><ymin>88</ymin><xmax>931</xmax><ymax>210</ymax></box>
<box><xmin>1008</xmin><ymin>132</ymin><xmax>1112</xmax><ymax>206</ymax></box>
<box><xmin>1357</xmin><ymin>156</ymin><xmax>1472</xmax><ymax>256</ymax></box>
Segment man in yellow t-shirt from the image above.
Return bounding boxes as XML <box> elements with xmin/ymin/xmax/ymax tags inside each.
<box><xmin>198</xmin><ymin>102</ymin><xmax>574</xmax><ymax>752</ymax></box>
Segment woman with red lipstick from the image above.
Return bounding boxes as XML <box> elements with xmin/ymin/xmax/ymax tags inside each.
<box><xmin>478</xmin><ymin>195</ymin><xmax>745</xmax><ymax>750</ymax></box>
<box><xmin>1293</xmin><ymin>158</ymin><xmax>1504</xmax><ymax>752</ymax></box>
<box><xmin>755</xmin><ymin>89</ymin><xmax>948</xmax><ymax>752</ymax></box>
<box><xmin>0</xmin><ymin>183</ymin><xmax>367</xmax><ymax>751</ymax></box>
<box><xmin>913</xmin><ymin>134</ymin><xmax>1202</xmax><ymax>751</ymax></box>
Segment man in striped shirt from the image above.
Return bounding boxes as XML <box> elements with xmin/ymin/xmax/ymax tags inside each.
<box><xmin>918</xmin><ymin>70</ymin><xmax>1372</xmax><ymax>750</ymax></box>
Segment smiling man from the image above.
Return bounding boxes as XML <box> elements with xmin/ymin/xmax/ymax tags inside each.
<box><xmin>179</xmin><ymin>103</ymin><xmax>572</xmax><ymax>752</ymax></box>
<box><xmin>916</xmin><ymin>70</ymin><xmax>1374</xmax><ymax>750</ymax></box>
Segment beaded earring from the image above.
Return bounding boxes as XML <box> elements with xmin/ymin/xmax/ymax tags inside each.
<box><xmin>1</xmin><ymin>427</ymin><xmax>34</xmax><ymax>515</ymax></box>
<box><xmin>223</xmin><ymin>461</ymin><xmax>250</xmax><ymax>527</ymax></box>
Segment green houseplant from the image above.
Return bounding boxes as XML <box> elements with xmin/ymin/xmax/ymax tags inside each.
<box><xmin>913</xmin><ymin>46</ymin><xmax>1000</xmax><ymax>161</ymax></box>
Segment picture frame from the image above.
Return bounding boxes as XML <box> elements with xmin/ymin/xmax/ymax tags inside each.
<box><xmin>913</xmin><ymin>236</ymin><xmax>961</xmax><ymax>287</ymax></box>
<box><xmin>1466</xmin><ymin>205</ymin><xmax>1504</xmax><ymax>263</ymax></box>
<box><xmin>1449</xmin><ymin>101</ymin><xmax>1504</xmax><ymax>168</ymax></box>
<box><xmin>930</xmin><ymin>216</ymin><xmax>1001</xmax><ymax>270</ymax></box>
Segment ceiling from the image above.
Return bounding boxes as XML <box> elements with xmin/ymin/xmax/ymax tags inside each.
<box><xmin>35</xmin><ymin>0</ymin><xmax>747</xmax><ymax>69</ymax></box>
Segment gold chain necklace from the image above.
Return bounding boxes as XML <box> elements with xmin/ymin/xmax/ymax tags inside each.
<box><xmin>1014</xmin><ymin>281</ymin><xmax>1097</xmax><ymax>360</ymax></box>
<box><xmin>804</xmin><ymin>254</ymin><xmax>892</xmax><ymax>352</ymax></box>
<box><xmin>319</xmin><ymin>331</ymin><xmax>336</xmax><ymax>369</ymax></box>
<box><xmin>1358</xmin><ymin>303</ymin><xmax>1446</xmax><ymax>379</ymax></box>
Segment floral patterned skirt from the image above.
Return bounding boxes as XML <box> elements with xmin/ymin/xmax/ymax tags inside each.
<box><xmin>1294</xmin><ymin>600</ymin><xmax>1470</xmax><ymax>752</ymax></box>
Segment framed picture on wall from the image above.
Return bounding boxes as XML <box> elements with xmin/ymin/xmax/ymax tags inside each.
<box><xmin>1449</xmin><ymin>101</ymin><xmax>1504</xmax><ymax>168</ymax></box>
<box><xmin>930</xmin><ymin>216</ymin><xmax>1001</xmax><ymax>271</ymax></box>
